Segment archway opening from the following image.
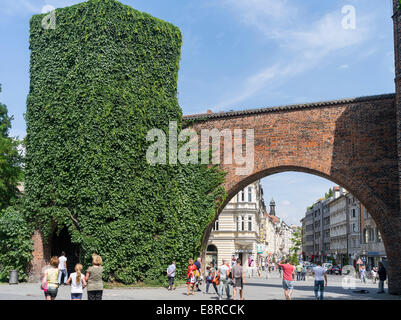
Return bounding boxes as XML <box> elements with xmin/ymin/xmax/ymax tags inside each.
<box><xmin>202</xmin><ymin>171</ymin><xmax>388</xmax><ymax>276</ymax></box>
<box><xmin>50</xmin><ymin>227</ymin><xmax>81</xmax><ymax>276</ymax></box>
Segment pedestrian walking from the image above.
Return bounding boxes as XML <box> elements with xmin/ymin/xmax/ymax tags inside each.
<box><xmin>217</xmin><ymin>259</ymin><xmax>231</xmax><ymax>300</ymax></box>
<box><xmin>312</xmin><ymin>261</ymin><xmax>327</xmax><ymax>300</ymax></box>
<box><xmin>277</xmin><ymin>259</ymin><xmax>296</xmax><ymax>300</ymax></box>
<box><xmin>58</xmin><ymin>251</ymin><xmax>68</xmax><ymax>285</ymax></box>
<box><xmin>194</xmin><ymin>257</ymin><xmax>202</xmax><ymax>292</ymax></box>
<box><xmin>377</xmin><ymin>261</ymin><xmax>387</xmax><ymax>294</ymax></box>
<box><xmin>232</xmin><ymin>258</ymin><xmax>245</xmax><ymax>300</ymax></box>
<box><xmin>41</xmin><ymin>256</ymin><xmax>60</xmax><ymax>300</ymax></box>
<box><xmin>66</xmin><ymin>263</ymin><xmax>86</xmax><ymax>300</ymax></box>
<box><xmin>167</xmin><ymin>261</ymin><xmax>176</xmax><ymax>291</ymax></box>
<box><xmin>85</xmin><ymin>254</ymin><xmax>104</xmax><ymax>300</ymax></box>
<box><xmin>301</xmin><ymin>265</ymin><xmax>307</xmax><ymax>281</ymax></box>
<box><xmin>360</xmin><ymin>265</ymin><xmax>366</xmax><ymax>283</ymax></box>
<box><xmin>296</xmin><ymin>264</ymin><xmax>302</xmax><ymax>281</ymax></box>
<box><xmin>186</xmin><ymin>259</ymin><xmax>197</xmax><ymax>296</ymax></box>
<box><xmin>205</xmin><ymin>263</ymin><xmax>218</xmax><ymax>295</ymax></box>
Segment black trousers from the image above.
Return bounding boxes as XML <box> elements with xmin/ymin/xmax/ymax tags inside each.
<box><xmin>88</xmin><ymin>290</ymin><xmax>103</xmax><ymax>300</ymax></box>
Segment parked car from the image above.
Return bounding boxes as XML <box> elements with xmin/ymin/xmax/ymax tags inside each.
<box><xmin>323</xmin><ymin>263</ymin><xmax>333</xmax><ymax>270</ymax></box>
<box><xmin>329</xmin><ymin>265</ymin><xmax>342</xmax><ymax>275</ymax></box>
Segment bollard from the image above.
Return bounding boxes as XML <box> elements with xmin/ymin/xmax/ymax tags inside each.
<box><xmin>9</xmin><ymin>270</ymin><xmax>18</xmax><ymax>285</ymax></box>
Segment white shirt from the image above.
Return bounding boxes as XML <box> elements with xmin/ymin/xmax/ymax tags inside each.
<box><xmin>58</xmin><ymin>256</ymin><xmax>67</xmax><ymax>270</ymax></box>
<box><xmin>219</xmin><ymin>265</ymin><xmax>230</xmax><ymax>280</ymax></box>
<box><xmin>70</xmin><ymin>272</ymin><xmax>83</xmax><ymax>293</ymax></box>
<box><xmin>312</xmin><ymin>266</ymin><xmax>327</xmax><ymax>281</ymax></box>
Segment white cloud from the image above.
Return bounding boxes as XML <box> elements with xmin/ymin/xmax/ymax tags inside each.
<box><xmin>339</xmin><ymin>64</ymin><xmax>349</xmax><ymax>69</ymax></box>
<box><xmin>215</xmin><ymin>1</ymin><xmax>372</xmax><ymax>109</ymax></box>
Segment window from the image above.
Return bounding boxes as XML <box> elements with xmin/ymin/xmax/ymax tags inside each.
<box><xmin>248</xmin><ymin>216</ymin><xmax>252</xmax><ymax>231</ymax></box>
<box><xmin>368</xmin><ymin>228</ymin><xmax>375</xmax><ymax>242</ymax></box>
<box><xmin>213</xmin><ymin>220</ymin><xmax>219</xmax><ymax>231</ymax></box>
<box><xmin>363</xmin><ymin>228</ymin><xmax>368</xmax><ymax>244</ymax></box>
<box><xmin>352</xmin><ymin>209</ymin><xmax>356</xmax><ymax>218</ymax></box>
<box><xmin>248</xmin><ymin>187</ymin><xmax>252</xmax><ymax>202</ymax></box>
<box><xmin>241</xmin><ymin>216</ymin><xmax>245</xmax><ymax>231</ymax></box>
<box><xmin>352</xmin><ymin>223</ymin><xmax>356</xmax><ymax>232</ymax></box>
<box><xmin>376</xmin><ymin>228</ymin><xmax>382</xmax><ymax>242</ymax></box>
<box><xmin>241</xmin><ymin>189</ymin><xmax>245</xmax><ymax>202</ymax></box>
<box><xmin>236</xmin><ymin>216</ymin><xmax>239</xmax><ymax>231</ymax></box>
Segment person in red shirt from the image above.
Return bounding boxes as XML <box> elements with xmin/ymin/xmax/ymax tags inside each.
<box><xmin>186</xmin><ymin>259</ymin><xmax>197</xmax><ymax>296</ymax></box>
<box><xmin>277</xmin><ymin>259</ymin><xmax>296</xmax><ymax>300</ymax></box>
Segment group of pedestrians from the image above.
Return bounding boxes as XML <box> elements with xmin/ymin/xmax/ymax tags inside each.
<box><xmin>358</xmin><ymin>262</ymin><xmax>387</xmax><ymax>292</ymax></box>
<box><xmin>41</xmin><ymin>252</ymin><xmax>104</xmax><ymax>300</ymax></box>
<box><xmin>169</xmin><ymin>257</ymin><xmax>245</xmax><ymax>300</ymax></box>
<box><xmin>275</xmin><ymin>259</ymin><xmax>327</xmax><ymax>300</ymax></box>
<box><xmin>295</xmin><ymin>263</ymin><xmax>307</xmax><ymax>281</ymax></box>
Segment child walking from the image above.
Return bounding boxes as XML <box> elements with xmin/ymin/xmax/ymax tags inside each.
<box><xmin>66</xmin><ymin>264</ymin><xmax>87</xmax><ymax>300</ymax></box>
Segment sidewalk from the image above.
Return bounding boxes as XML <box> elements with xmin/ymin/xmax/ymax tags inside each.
<box><xmin>0</xmin><ymin>275</ymin><xmax>399</xmax><ymax>300</ymax></box>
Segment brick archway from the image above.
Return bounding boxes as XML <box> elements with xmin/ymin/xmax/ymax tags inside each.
<box><xmin>185</xmin><ymin>93</ymin><xmax>401</xmax><ymax>294</ymax></box>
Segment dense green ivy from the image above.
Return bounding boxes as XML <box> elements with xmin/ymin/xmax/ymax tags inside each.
<box><xmin>25</xmin><ymin>0</ymin><xmax>226</xmax><ymax>284</ymax></box>
<box><xmin>0</xmin><ymin>204</ymin><xmax>34</xmax><ymax>282</ymax></box>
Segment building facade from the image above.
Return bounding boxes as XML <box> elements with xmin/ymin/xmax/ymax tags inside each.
<box><xmin>360</xmin><ymin>203</ymin><xmax>386</xmax><ymax>269</ymax></box>
<box><xmin>206</xmin><ymin>181</ymin><xmax>265</xmax><ymax>269</ymax></box>
<box><xmin>346</xmin><ymin>193</ymin><xmax>361</xmax><ymax>267</ymax></box>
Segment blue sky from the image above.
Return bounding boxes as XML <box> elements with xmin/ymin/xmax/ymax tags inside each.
<box><xmin>0</xmin><ymin>0</ymin><xmax>396</xmax><ymax>225</ymax></box>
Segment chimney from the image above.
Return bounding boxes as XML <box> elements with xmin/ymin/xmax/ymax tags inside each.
<box><xmin>333</xmin><ymin>186</ymin><xmax>340</xmax><ymax>199</ymax></box>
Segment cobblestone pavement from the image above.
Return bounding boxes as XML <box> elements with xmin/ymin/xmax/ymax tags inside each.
<box><xmin>0</xmin><ymin>273</ymin><xmax>400</xmax><ymax>300</ymax></box>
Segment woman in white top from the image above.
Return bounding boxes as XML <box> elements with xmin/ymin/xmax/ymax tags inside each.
<box><xmin>66</xmin><ymin>264</ymin><xmax>87</xmax><ymax>300</ymax></box>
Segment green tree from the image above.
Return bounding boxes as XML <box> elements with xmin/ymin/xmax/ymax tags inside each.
<box><xmin>324</xmin><ymin>188</ymin><xmax>333</xmax><ymax>199</ymax></box>
<box><xmin>0</xmin><ymin>84</ymin><xmax>23</xmax><ymax>210</ymax></box>
<box><xmin>289</xmin><ymin>229</ymin><xmax>302</xmax><ymax>265</ymax></box>
<box><xmin>0</xmin><ymin>202</ymin><xmax>34</xmax><ymax>282</ymax></box>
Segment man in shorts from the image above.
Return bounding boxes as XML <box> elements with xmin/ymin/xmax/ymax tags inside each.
<box><xmin>277</xmin><ymin>259</ymin><xmax>296</xmax><ymax>300</ymax></box>
<box><xmin>231</xmin><ymin>258</ymin><xmax>245</xmax><ymax>300</ymax></box>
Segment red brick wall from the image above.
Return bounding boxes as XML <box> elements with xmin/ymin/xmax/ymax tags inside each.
<box><xmin>187</xmin><ymin>94</ymin><xmax>401</xmax><ymax>294</ymax></box>
<box><xmin>28</xmin><ymin>230</ymin><xmax>50</xmax><ymax>282</ymax></box>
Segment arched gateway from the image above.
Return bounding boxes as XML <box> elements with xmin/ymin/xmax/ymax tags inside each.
<box><xmin>177</xmin><ymin>1</ymin><xmax>401</xmax><ymax>295</ymax></box>
<box><xmin>185</xmin><ymin>93</ymin><xmax>401</xmax><ymax>294</ymax></box>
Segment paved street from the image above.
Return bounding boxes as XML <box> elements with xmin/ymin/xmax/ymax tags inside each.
<box><xmin>1</xmin><ymin>273</ymin><xmax>399</xmax><ymax>300</ymax></box>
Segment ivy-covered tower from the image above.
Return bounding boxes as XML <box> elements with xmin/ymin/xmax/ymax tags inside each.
<box><xmin>26</xmin><ymin>0</ymin><xmax>225</xmax><ymax>283</ymax></box>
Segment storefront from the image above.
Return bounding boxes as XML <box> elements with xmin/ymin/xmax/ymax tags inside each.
<box><xmin>235</xmin><ymin>248</ymin><xmax>254</xmax><ymax>269</ymax></box>
<box><xmin>360</xmin><ymin>252</ymin><xmax>387</xmax><ymax>270</ymax></box>
<box><xmin>205</xmin><ymin>244</ymin><xmax>218</xmax><ymax>267</ymax></box>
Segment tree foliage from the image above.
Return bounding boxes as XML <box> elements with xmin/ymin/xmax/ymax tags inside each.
<box><xmin>289</xmin><ymin>229</ymin><xmax>302</xmax><ymax>265</ymax></box>
<box><xmin>0</xmin><ymin>84</ymin><xmax>23</xmax><ymax>210</ymax></box>
<box><xmin>0</xmin><ymin>204</ymin><xmax>34</xmax><ymax>282</ymax></box>
<box><xmin>26</xmin><ymin>0</ymin><xmax>226</xmax><ymax>284</ymax></box>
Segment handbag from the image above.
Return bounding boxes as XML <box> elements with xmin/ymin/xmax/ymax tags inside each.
<box><xmin>41</xmin><ymin>281</ymin><xmax>48</xmax><ymax>292</ymax></box>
